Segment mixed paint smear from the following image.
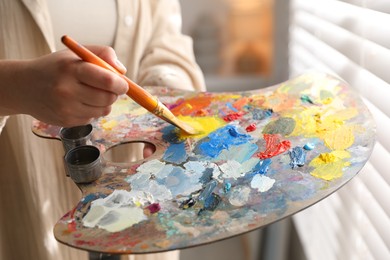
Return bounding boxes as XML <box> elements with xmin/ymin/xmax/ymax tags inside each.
<box><xmin>35</xmin><ymin>73</ymin><xmax>375</xmax><ymax>254</ymax></box>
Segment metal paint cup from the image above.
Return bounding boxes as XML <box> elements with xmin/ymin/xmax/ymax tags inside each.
<box><xmin>64</xmin><ymin>145</ymin><xmax>102</xmax><ymax>183</ymax></box>
<box><xmin>60</xmin><ymin>124</ymin><xmax>93</xmax><ymax>153</ymax></box>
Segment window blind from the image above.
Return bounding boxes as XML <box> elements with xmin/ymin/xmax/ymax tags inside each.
<box><xmin>290</xmin><ymin>0</ymin><xmax>390</xmax><ymax>259</ymax></box>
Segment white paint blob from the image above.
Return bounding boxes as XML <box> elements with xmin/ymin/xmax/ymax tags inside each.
<box><xmin>82</xmin><ymin>190</ymin><xmax>147</xmax><ymax>232</ymax></box>
<box><xmin>251</xmin><ymin>175</ymin><xmax>275</xmax><ymax>192</ymax></box>
<box><xmin>220</xmin><ymin>160</ymin><xmax>243</xmax><ymax>179</ymax></box>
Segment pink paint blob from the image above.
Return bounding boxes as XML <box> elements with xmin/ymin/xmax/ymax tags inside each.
<box><xmin>146</xmin><ymin>203</ymin><xmax>161</xmax><ymax>214</ymax></box>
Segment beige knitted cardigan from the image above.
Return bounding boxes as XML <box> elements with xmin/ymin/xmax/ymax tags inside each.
<box><xmin>0</xmin><ymin>0</ymin><xmax>204</xmax><ymax>259</ymax></box>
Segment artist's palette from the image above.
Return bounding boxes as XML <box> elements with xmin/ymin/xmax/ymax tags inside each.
<box><xmin>33</xmin><ymin>73</ymin><xmax>375</xmax><ymax>254</ymax></box>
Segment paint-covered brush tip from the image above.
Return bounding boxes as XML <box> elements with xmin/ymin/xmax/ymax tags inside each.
<box><xmin>178</xmin><ymin>122</ymin><xmax>200</xmax><ymax>135</ymax></box>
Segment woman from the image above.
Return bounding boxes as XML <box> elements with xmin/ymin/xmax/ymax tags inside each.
<box><xmin>0</xmin><ymin>0</ymin><xmax>205</xmax><ymax>259</ymax></box>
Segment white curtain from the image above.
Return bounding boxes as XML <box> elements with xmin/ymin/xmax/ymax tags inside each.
<box><xmin>290</xmin><ymin>0</ymin><xmax>390</xmax><ymax>259</ymax></box>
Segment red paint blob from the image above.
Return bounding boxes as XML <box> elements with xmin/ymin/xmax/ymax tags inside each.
<box><xmin>146</xmin><ymin>203</ymin><xmax>161</xmax><ymax>214</ymax></box>
<box><xmin>257</xmin><ymin>134</ymin><xmax>291</xmax><ymax>159</ymax></box>
<box><xmin>67</xmin><ymin>221</ymin><xmax>77</xmax><ymax>232</ymax></box>
<box><xmin>245</xmin><ymin>123</ymin><xmax>257</xmax><ymax>132</ymax></box>
<box><xmin>223</xmin><ymin>112</ymin><xmax>244</xmax><ymax>122</ymax></box>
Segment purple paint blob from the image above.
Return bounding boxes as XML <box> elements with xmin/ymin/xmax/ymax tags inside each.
<box><xmin>146</xmin><ymin>203</ymin><xmax>161</xmax><ymax>214</ymax></box>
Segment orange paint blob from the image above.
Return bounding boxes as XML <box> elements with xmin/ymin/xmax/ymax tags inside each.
<box><xmin>171</xmin><ymin>95</ymin><xmax>213</xmax><ymax>116</ymax></box>
<box><xmin>233</xmin><ymin>97</ymin><xmax>251</xmax><ymax>110</ymax></box>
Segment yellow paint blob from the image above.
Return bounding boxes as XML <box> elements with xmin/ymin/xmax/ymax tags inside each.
<box><xmin>218</xmin><ymin>94</ymin><xmax>243</xmax><ymax>101</ymax></box>
<box><xmin>288</xmin><ymin>107</ymin><xmax>320</xmax><ymax>137</ymax></box>
<box><xmin>109</xmin><ymin>97</ymin><xmax>148</xmax><ymax>117</ymax></box>
<box><xmin>309</xmin><ymin>150</ymin><xmax>351</xmax><ymax>180</ymax></box>
<box><xmin>289</xmin><ymin>106</ymin><xmax>357</xmax><ymax>149</ymax></box>
<box><xmin>102</xmin><ymin>120</ymin><xmax>118</xmax><ymax>130</ymax></box>
<box><xmin>177</xmin><ymin>116</ymin><xmax>226</xmax><ymax>140</ymax></box>
<box><xmin>324</xmin><ymin>125</ymin><xmax>355</xmax><ymax>150</ymax></box>
<box><xmin>321</xmin><ymin>97</ymin><xmax>333</xmax><ymax>105</ymax></box>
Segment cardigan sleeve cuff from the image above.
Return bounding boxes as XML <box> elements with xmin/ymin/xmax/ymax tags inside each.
<box><xmin>0</xmin><ymin>116</ymin><xmax>9</xmax><ymax>135</ymax></box>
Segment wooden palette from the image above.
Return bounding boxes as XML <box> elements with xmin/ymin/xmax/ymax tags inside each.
<box><xmin>32</xmin><ymin>72</ymin><xmax>375</xmax><ymax>254</ymax></box>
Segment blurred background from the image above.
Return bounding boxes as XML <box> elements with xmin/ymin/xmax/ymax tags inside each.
<box><xmin>180</xmin><ymin>0</ymin><xmax>289</xmax><ymax>92</ymax></box>
<box><xmin>179</xmin><ymin>0</ymin><xmax>390</xmax><ymax>260</ymax></box>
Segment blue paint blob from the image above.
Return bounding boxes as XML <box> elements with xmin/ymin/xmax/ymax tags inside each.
<box><xmin>197</xmin><ymin>125</ymin><xmax>252</xmax><ymax>158</ymax></box>
<box><xmin>228</xmin><ymin>127</ymin><xmax>239</xmax><ymax>137</ymax></box>
<box><xmin>161</xmin><ymin>125</ymin><xmax>180</xmax><ymax>143</ymax></box>
<box><xmin>204</xmin><ymin>194</ymin><xmax>221</xmax><ymax>210</ymax></box>
<box><xmin>245</xmin><ymin>158</ymin><xmax>272</xmax><ymax>179</ymax></box>
<box><xmin>157</xmin><ymin>166</ymin><xmax>203</xmax><ymax>197</ymax></box>
<box><xmin>252</xmin><ymin>108</ymin><xmax>273</xmax><ymax>120</ymax></box>
<box><xmin>226</xmin><ymin>102</ymin><xmax>238</xmax><ymax>112</ymax></box>
<box><xmin>199</xmin><ymin>194</ymin><xmax>221</xmax><ymax>215</ymax></box>
<box><xmin>303</xmin><ymin>143</ymin><xmax>315</xmax><ymax>150</ymax></box>
<box><xmin>80</xmin><ymin>193</ymin><xmax>106</xmax><ymax>204</ymax></box>
<box><xmin>255</xmin><ymin>158</ymin><xmax>272</xmax><ymax>175</ymax></box>
<box><xmin>289</xmin><ymin>146</ymin><xmax>306</xmax><ymax>168</ymax></box>
<box><xmin>199</xmin><ymin>168</ymin><xmax>213</xmax><ymax>184</ymax></box>
<box><xmin>163</xmin><ymin>142</ymin><xmax>188</xmax><ymax>164</ymax></box>
<box><xmin>198</xmin><ymin>179</ymin><xmax>218</xmax><ymax>202</ymax></box>
<box><xmin>224</xmin><ymin>182</ymin><xmax>232</xmax><ymax>193</ymax></box>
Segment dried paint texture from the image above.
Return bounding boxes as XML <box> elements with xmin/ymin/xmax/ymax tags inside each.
<box><xmin>229</xmin><ymin>186</ymin><xmax>251</xmax><ymax>207</ymax></box>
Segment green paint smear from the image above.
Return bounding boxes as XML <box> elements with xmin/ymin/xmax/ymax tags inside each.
<box><xmin>263</xmin><ymin>117</ymin><xmax>296</xmax><ymax>135</ymax></box>
<box><xmin>300</xmin><ymin>94</ymin><xmax>314</xmax><ymax>104</ymax></box>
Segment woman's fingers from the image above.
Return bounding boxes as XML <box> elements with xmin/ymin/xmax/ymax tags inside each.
<box><xmin>85</xmin><ymin>45</ymin><xmax>127</xmax><ymax>74</ymax></box>
<box><xmin>75</xmin><ymin>61</ymin><xmax>128</xmax><ymax>96</ymax></box>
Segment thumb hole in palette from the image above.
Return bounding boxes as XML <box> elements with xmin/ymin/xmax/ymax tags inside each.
<box><xmin>103</xmin><ymin>141</ymin><xmax>157</xmax><ymax>163</ymax></box>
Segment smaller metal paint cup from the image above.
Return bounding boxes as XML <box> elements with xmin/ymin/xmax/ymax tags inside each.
<box><xmin>64</xmin><ymin>145</ymin><xmax>102</xmax><ymax>184</ymax></box>
<box><xmin>60</xmin><ymin>124</ymin><xmax>93</xmax><ymax>153</ymax></box>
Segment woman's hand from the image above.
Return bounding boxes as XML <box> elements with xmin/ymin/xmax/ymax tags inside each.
<box><xmin>0</xmin><ymin>46</ymin><xmax>128</xmax><ymax>127</ymax></box>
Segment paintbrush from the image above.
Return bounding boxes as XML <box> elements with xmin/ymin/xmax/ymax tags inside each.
<box><xmin>61</xmin><ymin>35</ymin><xmax>197</xmax><ymax>135</ymax></box>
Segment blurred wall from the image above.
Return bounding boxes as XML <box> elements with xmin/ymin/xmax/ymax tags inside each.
<box><xmin>180</xmin><ymin>0</ymin><xmax>290</xmax><ymax>92</ymax></box>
